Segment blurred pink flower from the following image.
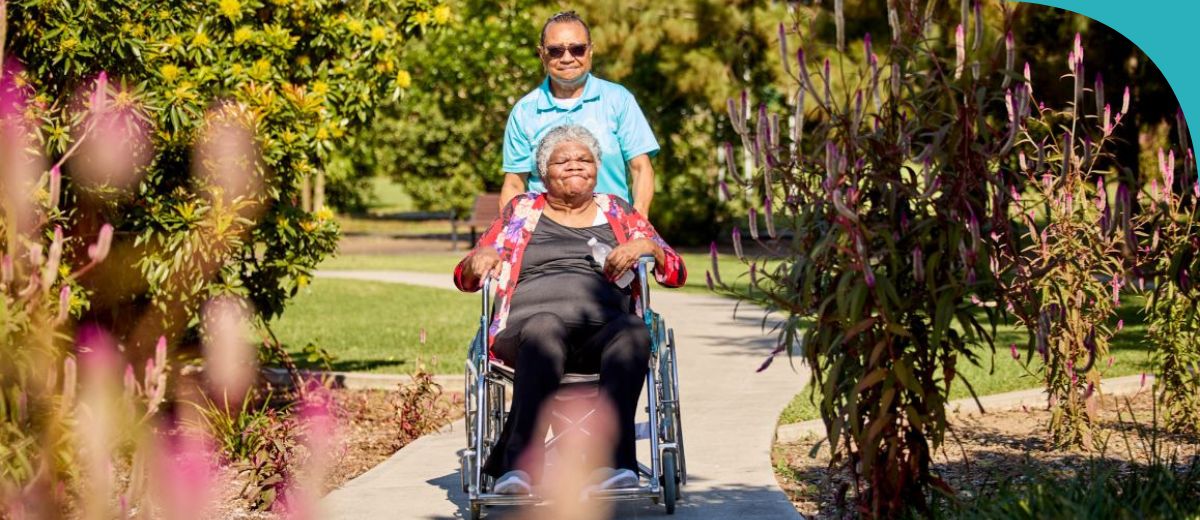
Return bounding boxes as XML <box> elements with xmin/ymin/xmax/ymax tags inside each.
<box><xmin>88</xmin><ymin>223</ymin><xmax>114</xmax><ymax>262</ymax></box>
<box><xmin>55</xmin><ymin>285</ymin><xmax>71</xmax><ymax>325</ymax></box>
<box><xmin>954</xmin><ymin>24</ymin><xmax>965</xmax><ymax>79</ymax></box>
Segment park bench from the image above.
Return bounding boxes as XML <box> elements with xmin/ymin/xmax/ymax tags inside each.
<box><xmin>465</xmin><ymin>193</ymin><xmax>502</xmax><ymax>247</ymax></box>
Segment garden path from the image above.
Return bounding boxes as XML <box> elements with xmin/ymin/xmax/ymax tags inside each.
<box><xmin>318</xmin><ymin>269</ymin><xmax>809</xmax><ymax>519</ymax></box>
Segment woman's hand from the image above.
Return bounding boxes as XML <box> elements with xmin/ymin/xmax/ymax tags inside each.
<box><xmin>605</xmin><ymin>238</ymin><xmax>663</xmax><ymax>281</ymax></box>
<box><xmin>464</xmin><ymin>248</ymin><xmax>502</xmax><ymax>286</ymax></box>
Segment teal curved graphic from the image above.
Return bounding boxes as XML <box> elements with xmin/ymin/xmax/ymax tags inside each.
<box><xmin>1015</xmin><ymin>0</ymin><xmax>1198</xmax><ymax>182</ymax></box>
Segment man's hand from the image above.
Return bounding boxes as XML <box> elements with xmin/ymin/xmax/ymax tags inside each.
<box><xmin>464</xmin><ymin>248</ymin><xmax>502</xmax><ymax>286</ymax></box>
<box><xmin>604</xmin><ymin>238</ymin><xmax>663</xmax><ymax>281</ymax></box>
<box><xmin>499</xmin><ymin>173</ymin><xmax>529</xmax><ymax>211</ymax></box>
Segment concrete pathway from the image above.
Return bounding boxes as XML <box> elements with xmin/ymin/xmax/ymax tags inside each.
<box><xmin>318</xmin><ymin>270</ymin><xmax>809</xmax><ymax>519</ymax></box>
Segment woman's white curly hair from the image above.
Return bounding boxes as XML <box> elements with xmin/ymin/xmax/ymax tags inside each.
<box><xmin>536</xmin><ymin>124</ymin><xmax>602</xmax><ymax>178</ymax></box>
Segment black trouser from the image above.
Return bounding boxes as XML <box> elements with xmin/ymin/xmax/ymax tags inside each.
<box><xmin>482</xmin><ymin>312</ymin><xmax>651</xmax><ymax>482</ymax></box>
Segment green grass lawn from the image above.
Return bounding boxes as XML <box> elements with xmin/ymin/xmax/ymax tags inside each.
<box><xmin>319</xmin><ymin>251</ymin><xmax>754</xmax><ymax>296</ymax></box>
<box><xmin>304</xmin><ymin>251</ymin><xmax>1153</xmax><ymax>423</ymax></box>
<box><xmin>777</xmin><ymin>297</ymin><xmax>1154</xmax><ymax>424</ymax></box>
<box><xmin>270</xmin><ymin>277</ymin><xmax>477</xmax><ymax>375</ymax></box>
<box><xmin>365</xmin><ymin>176</ymin><xmax>417</xmax><ymax>214</ymax></box>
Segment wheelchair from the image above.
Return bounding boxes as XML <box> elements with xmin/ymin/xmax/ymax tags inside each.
<box><xmin>460</xmin><ymin>257</ymin><xmax>687</xmax><ymax>519</ymax></box>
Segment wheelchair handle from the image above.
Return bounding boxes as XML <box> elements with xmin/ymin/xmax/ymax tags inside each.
<box><xmin>481</xmin><ymin>276</ymin><xmax>494</xmax><ymax>327</ymax></box>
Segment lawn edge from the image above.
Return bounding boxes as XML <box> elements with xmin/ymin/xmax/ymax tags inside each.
<box><xmin>775</xmin><ymin>373</ymin><xmax>1156</xmax><ymax>444</ymax></box>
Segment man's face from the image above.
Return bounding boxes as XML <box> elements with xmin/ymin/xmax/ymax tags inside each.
<box><xmin>539</xmin><ymin>21</ymin><xmax>592</xmax><ymax>87</ymax></box>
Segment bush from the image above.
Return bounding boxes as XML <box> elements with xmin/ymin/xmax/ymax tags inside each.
<box><xmin>7</xmin><ymin>0</ymin><xmax>448</xmax><ymax>337</ymax></box>
<box><xmin>954</xmin><ymin>458</ymin><xmax>1200</xmax><ymax>520</ymax></box>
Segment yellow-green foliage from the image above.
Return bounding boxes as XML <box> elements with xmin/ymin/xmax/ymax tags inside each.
<box><xmin>6</xmin><ymin>0</ymin><xmax>448</xmax><ymax>324</ymax></box>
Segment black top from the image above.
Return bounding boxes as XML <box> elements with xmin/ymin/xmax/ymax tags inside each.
<box><xmin>505</xmin><ymin>216</ymin><xmax>631</xmax><ymax>329</ymax></box>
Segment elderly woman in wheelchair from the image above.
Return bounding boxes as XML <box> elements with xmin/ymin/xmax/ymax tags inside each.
<box><xmin>453</xmin><ymin>124</ymin><xmax>687</xmax><ymax>505</ymax></box>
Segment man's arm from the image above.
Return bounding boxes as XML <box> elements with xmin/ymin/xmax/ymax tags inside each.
<box><xmin>628</xmin><ymin>154</ymin><xmax>654</xmax><ymax>216</ymax></box>
<box><xmin>499</xmin><ymin>172</ymin><xmax>529</xmax><ymax>211</ymax></box>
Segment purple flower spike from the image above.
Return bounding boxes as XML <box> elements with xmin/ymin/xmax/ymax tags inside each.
<box><xmin>777</xmin><ymin>23</ymin><xmax>790</xmax><ymax>74</ymax></box>
<box><xmin>1121</xmin><ymin>86</ymin><xmax>1130</xmax><ymax>115</ymax></box>
<box><xmin>1010</xmin><ymin>343</ymin><xmax>1019</xmax><ymax>360</ymax></box>
<box><xmin>1117</xmin><ymin>319</ymin><xmax>1124</xmax><ymax>331</ymax></box>
<box><xmin>864</xmin><ymin>265</ymin><xmax>876</xmax><ymax>288</ymax></box>
<box><xmin>912</xmin><ymin>247</ymin><xmax>924</xmax><ymax>282</ymax></box>
<box><xmin>723</xmin><ymin>142</ymin><xmax>738</xmax><ymax>181</ymax></box>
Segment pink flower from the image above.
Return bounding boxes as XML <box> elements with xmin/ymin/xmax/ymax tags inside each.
<box><xmin>92</xmin><ymin>71</ymin><xmax>108</xmax><ymax>114</ymax></box>
<box><xmin>1073</xmin><ymin>33</ymin><xmax>1084</xmax><ymax>66</ymax></box>
<box><xmin>1010</xmin><ymin>343</ymin><xmax>1019</xmax><ymax>360</ymax></box>
<box><xmin>88</xmin><ymin>224</ymin><xmax>114</xmax><ymax>262</ymax></box>
<box><xmin>954</xmin><ymin>24</ymin><xmax>965</xmax><ymax>79</ymax></box>
<box><xmin>55</xmin><ymin>285</ymin><xmax>71</xmax><ymax>325</ymax></box>
<box><xmin>49</xmin><ymin>165</ymin><xmax>62</xmax><ymax>209</ymax></box>
<box><xmin>731</xmin><ymin>227</ymin><xmax>744</xmax><ymax>260</ymax></box>
<box><xmin>1121</xmin><ymin>86</ymin><xmax>1130</xmax><ymax>114</ymax></box>
<box><xmin>1117</xmin><ymin>319</ymin><xmax>1124</xmax><ymax>331</ymax></box>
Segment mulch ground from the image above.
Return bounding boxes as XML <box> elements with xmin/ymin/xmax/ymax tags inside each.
<box><xmin>773</xmin><ymin>389</ymin><xmax>1200</xmax><ymax>518</ymax></box>
<box><xmin>203</xmin><ymin>385</ymin><xmax>462</xmax><ymax>519</ymax></box>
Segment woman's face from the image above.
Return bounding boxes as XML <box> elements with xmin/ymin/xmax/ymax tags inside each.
<box><xmin>543</xmin><ymin>140</ymin><xmax>597</xmax><ymax>201</ymax></box>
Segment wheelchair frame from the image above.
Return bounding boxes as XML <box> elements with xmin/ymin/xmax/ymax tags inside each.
<box><xmin>460</xmin><ymin>257</ymin><xmax>687</xmax><ymax>518</ymax></box>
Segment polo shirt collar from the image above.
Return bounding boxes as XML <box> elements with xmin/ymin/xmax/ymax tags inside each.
<box><xmin>536</xmin><ymin>73</ymin><xmax>601</xmax><ymax>112</ymax></box>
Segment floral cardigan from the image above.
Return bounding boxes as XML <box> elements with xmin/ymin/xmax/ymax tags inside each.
<box><xmin>453</xmin><ymin>192</ymin><xmax>687</xmax><ymax>349</ymax></box>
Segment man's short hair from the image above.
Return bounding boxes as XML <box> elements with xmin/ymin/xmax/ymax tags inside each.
<box><xmin>540</xmin><ymin>10</ymin><xmax>591</xmax><ymax>46</ymax></box>
<box><xmin>536</xmin><ymin>125</ymin><xmax>602</xmax><ymax>177</ymax></box>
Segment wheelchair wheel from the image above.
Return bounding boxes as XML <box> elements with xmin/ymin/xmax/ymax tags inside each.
<box><xmin>667</xmin><ymin>329</ymin><xmax>687</xmax><ymax>484</ymax></box>
<box><xmin>470</xmin><ymin>503</ymin><xmax>482</xmax><ymax>520</ymax></box>
<box><xmin>662</xmin><ymin>450</ymin><xmax>679</xmax><ymax>514</ymax></box>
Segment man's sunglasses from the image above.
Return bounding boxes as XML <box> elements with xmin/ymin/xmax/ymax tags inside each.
<box><xmin>543</xmin><ymin>43</ymin><xmax>589</xmax><ymax>59</ymax></box>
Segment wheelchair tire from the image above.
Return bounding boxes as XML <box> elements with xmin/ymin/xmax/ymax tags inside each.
<box><xmin>662</xmin><ymin>450</ymin><xmax>679</xmax><ymax>514</ymax></box>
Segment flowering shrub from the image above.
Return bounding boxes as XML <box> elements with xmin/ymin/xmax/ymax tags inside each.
<box><xmin>999</xmin><ymin>34</ymin><xmax>1128</xmax><ymax>448</ymax></box>
<box><xmin>718</xmin><ymin>1</ymin><xmax>1018</xmax><ymax>514</ymax></box>
<box><xmin>1138</xmin><ymin>131</ymin><xmax>1200</xmax><ymax>433</ymax></box>
<box><xmin>396</xmin><ymin>362</ymin><xmax>456</xmax><ymax>444</ymax></box>
<box><xmin>7</xmin><ymin>0</ymin><xmax>447</xmax><ymax>333</ymax></box>
<box><xmin>1</xmin><ymin>1</ymin><xmax>448</xmax><ymax>514</ymax></box>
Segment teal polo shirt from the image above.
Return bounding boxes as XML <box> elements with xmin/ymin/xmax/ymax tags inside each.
<box><xmin>502</xmin><ymin>73</ymin><xmax>659</xmax><ymax>204</ymax></box>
